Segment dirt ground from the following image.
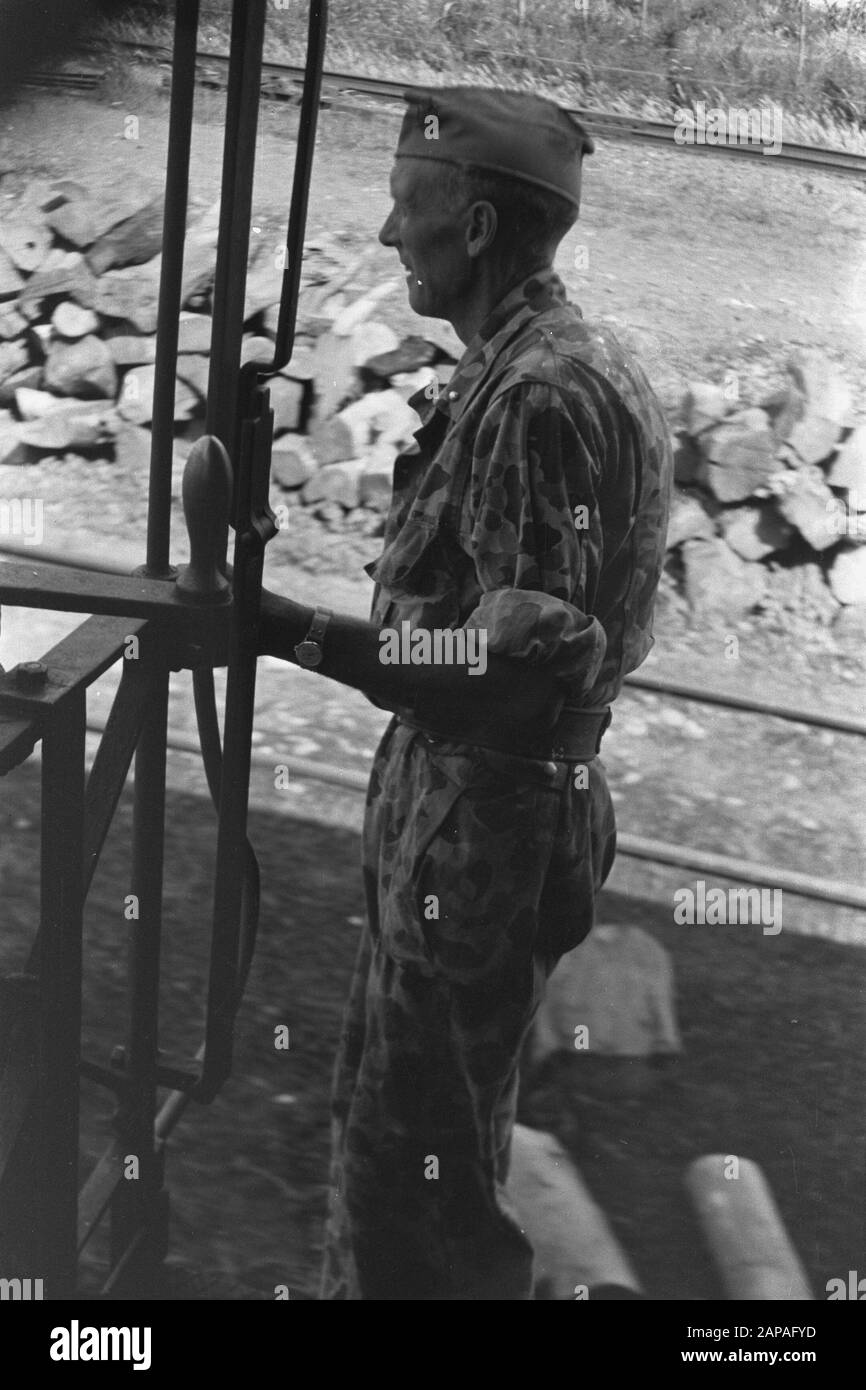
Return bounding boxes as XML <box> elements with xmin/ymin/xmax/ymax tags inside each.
<box><xmin>0</xmin><ymin>75</ymin><xmax>865</xmax><ymax>1300</ymax></box>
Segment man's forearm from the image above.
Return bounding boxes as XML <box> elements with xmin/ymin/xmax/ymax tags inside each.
<box><xmin>257</xmin><ymin>590</ymin><xmax>563</xmax><ymax>727</ymax></box>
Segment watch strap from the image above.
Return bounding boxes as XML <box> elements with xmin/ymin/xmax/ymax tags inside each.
<box><xmin>306</xmin><ymin>607</ymin><xmax>331</xmax><ymax>647</ymax></box>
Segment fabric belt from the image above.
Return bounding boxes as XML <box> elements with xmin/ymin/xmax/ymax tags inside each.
<box><xmin>396</xmin><ymin>705</ymin><xmax>612</xmax><ymax>763</ymax></box>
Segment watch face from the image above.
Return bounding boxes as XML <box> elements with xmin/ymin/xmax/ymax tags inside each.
<box><xmin>295</xmin><ymin>640</ymin><xmax>323</xmax><ymax>668</ymax></box>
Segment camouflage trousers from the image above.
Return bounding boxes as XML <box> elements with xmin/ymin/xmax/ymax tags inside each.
<box><xmin>318</xmin><ymin>717</ymin><xmax>616</xmax><ymax>1300</ymax></box>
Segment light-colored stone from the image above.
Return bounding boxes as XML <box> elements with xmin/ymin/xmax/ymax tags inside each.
<box><xmin>529</xmin><ymin>925</ymin><xmax>681</xmax><ymax>1066</ymax></box>
<box><xmin>270</xmin><ymin>434</ymin><xmax>318</xmax><ymax>490</ymax></box>
<box><xmin>0</xmin><ymin>339</ymin><xmax>30</xmax><ymax>387</ymax></box>
<box><xmin>0</xmin><ymin>422</ymin><xmax>30</xmax><ymax>466</ymax></box>
<box><xmin>117</xmin><ymin>365</ymin><xmax>200</xmax><ymax>425</ymax></box>
<box><xmin>666</xmin><ymin>492</ymin><xmax>715</xmax><ymax>549</ymax></box>
<box><xmin>371</xmin><ymin>389</ymin><xmax>420</xmax><ymax>447</ymax></box>
<box><xmin>105</xmin><ymin>334</ymin><xmax>157</xmax><ymax>367</ymax></box>
<box><xmin>85</xmin><ymin>194</ymin><xmax>164</xmax><ymax>274</ymax></box>
<box><xmin>724</xmin><ymin>406</ymin><xmax>772</xmax><ymax>433</ymax></box>
<box><xmin>331</xmin><ymin>283</ymin><xmax>399</xmax><ymax>337</ymax></box>
<box><xmin>90</xmin><ymin>263</ymin><xmax>162</xmax><ymax>333</ymax></box>
<box><xmin>302</xmin><ymin>458</ymin><xmax>366</xmax><ymax>509</ymax></box>
<box><xmin>682</xmin><ymin>535</ymin><xmax>766</xmax><ymax>620</ymax></box>
<box><xmin>180</xmin><ymin>198</ymin><xmax>222</xmax><ymax>305</ymax></box>
<box><xmin>681</xmin><ymin>381</ymin><xmax>730</xmax><ymax>435</ymax></box>
<box><xmin>310</xmin><ymin>329</ymin><xmax>359</xmax><ymax>421</ymax></box>
<box><xmin>0</xmin><ymin>220</ymin><xmax>52</xmax><ymax>273</ymax></box>
<box><xmin>243</xmin><ymin>259</ymin><xmax>282</xmax><ymax>321</ymax></box>
<box><xmin>177</xmin><ymin>313</ymin><xmax>213</xmax><ymax>354</ymax></box>
<box><xmin>332</xmin><ymin>388</ymin><xmax>419</xmax><ymax>452</ymax></box>
<box><xmin>390</xmin><ymin>366</ymin><xmax>439</xmax><ymax>403</ymax></box>
<box><xmin>773</xmin><ymin>468</ymin><xmax>843</xmax><ymax>551</ymax></box>
<box><xmin>308</xmin><ymin>414</ymin><xmax>359</xmax><ymax>467</ymax></box>
<box><xmin>0</xmin><ymin>304</ymin><xmax>27</xmax><ymax>340</ymax></box>
<box><xmin>113</xmin><ymin>423</ymin><xmax>154</xmax><ymax>471</ymax></box>
<box><xmin>786</xmin><ymin>350</ymin><xmax>853</xmax><ymax>427</ymax></box>
<box><xmin>241</xmin><ymin>335</ymin><xmax>274</xmax><ymax>367</ymax></box>
<box><xmin>19</xmin><ymin>404</ymin><xmax>118</xmax><ymax>451</ymax></box>
<box><xmin>352</xmin><ymin>320</ymin><xmax>399</xmax><ymax>367</ymax></box>
<box><xmin>51</xmin><ymin>301</ymin><xmax>100</xmax><ymax>340</ymax></box>
<box><xmin>828</xmin><ymin>546</ymin><xmax>866</xmax><ymax>605</ymax></box>
<box><xmin>833</xmin><ymin>603</ymin><xmax>866</xmax><ymax>642</ymax></box>
<box><xmin>44</xmin><ymin>335</ymin><xmax>117</xmax><ymax>399</ymax></box>
<box><xmin>359</xmin><ymin>441</ymin><xmax>395</xmax><ymax>511</ymax></box>
<box><xmin>44</xmin><ymin>199</ymin><xmax>101</xmax><ymax>247</ymax></box>
<box><xmin>14</xmin><ymin>387</ymin><xmax>67</xmax><ymax>420</ymax></box>
<box><xmin>175</xmin><ymin>354</ymin><xmax>210</xmax><ymax>400</ymax></box>
<box><xmin>698</xmin><ymin>424</ymin><xmax>779</xmax><ymax>502</ymax></box>
<box><xmin>282</xmin><ymin>343</ymin><xmax>316</xmax><ymax>381</ymax></box>
<box><xmin>719</xmin><ymin>505</ymin><xmax>794</xmax><ymax>561</ymax></box>
<box><xmin>787</xmin><ymin>414</ymin><xmax>841</xmax><ymax>467</ymax></box>
<box><xmin>45</xmin><ymin>187</ymin><xmax>159</xmax><ymax>249</ymax></box>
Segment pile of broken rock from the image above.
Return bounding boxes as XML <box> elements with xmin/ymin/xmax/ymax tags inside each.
<box><xmin>668</xmin><ymin>352</ymin><xmax>866</xmax><ymax>622</ymax></box>
<box><xmin>0</xmin><ymin>177</ymin><xmax>459</xmax><ymax>541</ymax></box>
<box><xmin>1</xmin><ymin>180</ymin><xmax>863</xmax><ymax>624</ymax></box>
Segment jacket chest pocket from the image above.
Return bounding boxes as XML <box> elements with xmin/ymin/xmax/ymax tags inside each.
<box><xmin>365</xmin><ymin>517</ymin><xmax>466</xmax><ymax>624</ymax></box>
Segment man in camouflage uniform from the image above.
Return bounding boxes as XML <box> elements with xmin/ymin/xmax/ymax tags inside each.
<box><xmin>258</xmin><ymin>87</ymin><xmax>672</xmax><ymax>1299</ymax></box>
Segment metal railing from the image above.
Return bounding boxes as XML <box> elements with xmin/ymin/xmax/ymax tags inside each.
<box><xmin>0</xmin><ymin>0</ymin><xmax>329</xmax><ymax>1300</ymax></box>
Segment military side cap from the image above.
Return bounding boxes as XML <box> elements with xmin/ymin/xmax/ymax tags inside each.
<box><xmin>395</xmin><ymin>86</ymin><xmax>594</xmax><ymax>207</ymax></box>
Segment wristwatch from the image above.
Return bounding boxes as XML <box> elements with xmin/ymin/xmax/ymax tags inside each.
<box><xmin>293</xmin><ymin>607</ymin><xmax>332</xmax><ymax>669</ymax></box>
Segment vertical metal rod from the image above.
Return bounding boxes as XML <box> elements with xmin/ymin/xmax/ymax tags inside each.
<box><xmin>110</xmin><ymin>667</ymin><xmax>170</xmax><ymax>1292</ymax></box>
<box><xmin>144</xmin><ymin>0</ymin><xmax>201</xmax><ymax>579</ymax></box>
<box><xmin>198</xmin><ymin>410</ymin><xmax>269</xmax><ymax>1099</ymax></box>
<box><xmin>38</xmin><ymin>691</ymin><xmax>86</xmax><ymax>1298</ymax></box>
<box><xmin>206</xmin><ymin>0</ymin><xmax>268</xmax><ymax>484</ymax></box>
<box><xmin>271</xmin><ymin>0</ymin><xmax>328</xmax><ymax>372</ymax></box>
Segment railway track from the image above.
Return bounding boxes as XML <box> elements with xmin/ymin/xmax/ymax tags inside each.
<box><xmin>22</xmin><ymin>41</ymin><xmax>866</xmax><ymax>180</ymax></box>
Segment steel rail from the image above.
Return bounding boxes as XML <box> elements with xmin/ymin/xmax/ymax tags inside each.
<box><xmin>625</xmin><ymin>672</ymin><xmax>866</xmax><ymax>738</ymax></box>
<box><xmin>80</xmin><ymin>718</ymin><xmax>866</xmax><ymax>915</ymax></box>
<box><xmin>62</xmin><ymin>41</ymin><xmax>866</xmax><ymax>179</ymax></box>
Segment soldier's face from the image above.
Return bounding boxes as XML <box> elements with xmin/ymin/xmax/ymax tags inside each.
<box><xmin>379</xmin><ymin>160</ymin><xmax>470</xmax><ymax>323</ymax></box>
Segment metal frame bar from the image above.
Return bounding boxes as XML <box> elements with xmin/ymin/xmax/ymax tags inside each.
<box><xmin>108</xmin><ymin>662</ymin><xmax>171</xmax><ymax>1293</ymax></box>
<box><xmin>206</xmin><ymin>0</ymin><xmax>268</xmax><ymax>470</ymax></box>
<box><xmin>0</xmin><ymin>0</ymin><xmax>331</xmax><ymax>1298</ymax></box>
<box><xmin>145</xmin><ymin>0</ymin><xmax>201</xmax><ymax>580</ymax></box>
<box><xmin>36</xmin><ymin>691</ymin><xmax>87</xmax><ymax>1298</ymax></box>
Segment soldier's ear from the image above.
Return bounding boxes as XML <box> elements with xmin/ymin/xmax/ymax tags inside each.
<box><xmin>465</xmin><ymin>200</ymin><xmax>498</xmax><ymax>259</ymax></box>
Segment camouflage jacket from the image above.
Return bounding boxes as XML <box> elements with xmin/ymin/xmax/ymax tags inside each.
<box><xmin>366</xmin><ymin>267</ymin><xmax>673</xmax><ymax>711</ymax></box>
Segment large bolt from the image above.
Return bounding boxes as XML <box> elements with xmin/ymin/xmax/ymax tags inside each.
<box><xmin>16</xmin><ymin>661</ymin><xmax>48</xmax><ymax>693</ymax></box>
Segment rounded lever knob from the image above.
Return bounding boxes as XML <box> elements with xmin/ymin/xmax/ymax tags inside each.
<box><xmin>176</xmin><ymin>435</ymin><xmax>233</xmax><ymax>605</ymax></box>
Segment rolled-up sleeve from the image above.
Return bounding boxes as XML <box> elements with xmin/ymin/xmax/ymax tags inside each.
<box><xmin>461</xmin><ymin>379</ymin><xmax>608</xmax><ymax>699</ymax></box>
